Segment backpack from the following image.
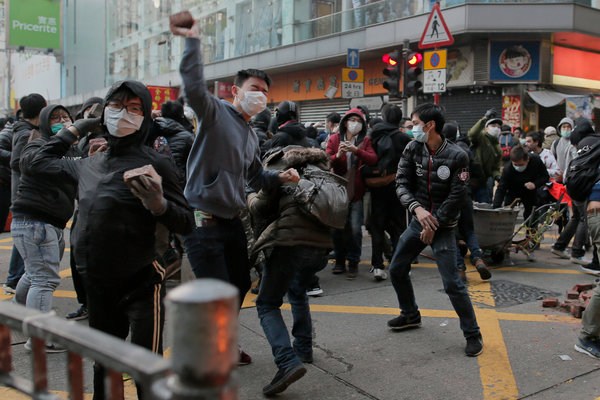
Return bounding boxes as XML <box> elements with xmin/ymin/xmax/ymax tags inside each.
<box><xmin>291</xmin><ymin>165</ymin><xmax>349</xmax><ymax>229</ymax></box>
<box><xmin>361</xmin><ymin>132</ymin><xmax>397</xmax><ymax>187</ymax></box>
<box><xmin>565</xmin><ymin>143</ymin><xmax>600</xmax><ymax>202</ymax></box>
<box><xmin>499</xmin><ymin>134</ymin><xmax>514</xmax><ymax>161</ymax></box>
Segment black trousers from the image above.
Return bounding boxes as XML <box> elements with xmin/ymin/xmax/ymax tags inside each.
<box><xmin>85</xmin><ymin>262</ymin><xmax>165</xmax><ymax>400</ymax></box>
<box><xmin>370</xmin><ymin>185</ymin><xmax>406</xmax><ymax>268</ymax></box>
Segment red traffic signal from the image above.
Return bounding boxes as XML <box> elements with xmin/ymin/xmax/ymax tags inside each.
<box><xmin>407</xmin><ymin>52</ymin><xmax>423</xmax><ymax>66</ymax></box>
<box><xmin>382</xmin><ymin>51</ymin><xmax>400</xmax><ymax>66</ymax></box>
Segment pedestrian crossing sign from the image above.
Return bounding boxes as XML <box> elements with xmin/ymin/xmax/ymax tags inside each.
<box><xmin>418</xmin><ymin>2</ymin><xmax>454</xmax><ymax>49</ymax></box>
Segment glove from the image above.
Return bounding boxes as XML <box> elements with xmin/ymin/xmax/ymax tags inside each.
<box><xmin>71</xmin><ymin>118</ymin><xmax>101</xmax><ymax>137</ymax></box>
<box><xmin>128</xmin><ymin>175</ymin><xmax>168</xmax><ymax>215</ymax></box>
<box><xmin>485</xmin><ymin>108</ymin><xmax>497</xmax><ymax>119</ymax></box>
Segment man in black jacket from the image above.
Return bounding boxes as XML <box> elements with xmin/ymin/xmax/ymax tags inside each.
<box><xmin>12</xmin><ymin>104</ymin><xmax>82</xmax><ymax>352</ymax></box>
<box><xmin>387</xmin><ymin>103</ymin><xmax>483</xmax><ymax>357</ymax></box>
<box><xmin>493</xmin><ymin>146</ymin><xmax>549</xmax><ymax>222</ymax></box>
<box><xmin>29</xmin><ymin>80</ymin><xmax>194</xmax><ymax>399</ymax></box>
<box><xmin>263</xmin><ymin>101</ymin><xmax>313</xmax><ymax>151</ymax></box>
<box><xmin>366</xmin><ymin>104</ymin><xmax>410</xmax><ymax>280</ymax></box>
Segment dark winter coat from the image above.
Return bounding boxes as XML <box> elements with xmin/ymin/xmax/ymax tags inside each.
<box><xmin>265</xmin><ymin>121</ymin><xmax>313</xmax><ymax>151</ymax></box>
<box><xmin>396</xmin><ymin>138</ymin><xmax>469</xmax><ymax>228</ymax></box>
<box><xmin>248</xmin><ymin>146</ymin><xmax>333</xmax><ymax>253</ymax></box>
<box><xmin>367</xmin><ymin>121</ymin><xmax>411</xmax><ymax>177</ymax></box>
<box><xmin>492</xmin><ymin>154</ymin><xmax>549</xmax><ymax>209</ymax></box>
<box><xmin>152</xmin><ymin>117</ymin><xmax>194</xmax><ymax>184</ymax></box>
<box><xmin>0</xmin><ymin>123</ymin><xmax>14</xmax><ymax>182</ymax></box>
<box><xmin>11</xmin><ymin>105</ymin><xmax>83</xmax><ymax>228</ymax></box>
<box><xmin>10</xmin><ymin>120</ymin><xmax>39</xmax><ymax>203</ymax></box>
<box><xmin>29</xmin><ymin>80</ymin><xmax>194</xmax><ymax>282</ymax></box>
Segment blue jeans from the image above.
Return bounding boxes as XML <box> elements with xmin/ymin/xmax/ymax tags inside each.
<box><xmin>183</xmin><ymin>218</ymin><xmax>250</xmax><ymax>309</ymax></box>
<box><xmin>456</xmin><ymin>200</ymin><xmax>483</xmax><ymax>270</ymax></box>
<box><xmin>332</xmin><ymin>199</ymin><xmax>363</xmax><ymax>263</ymax></box>
<box><xmin>6</xmin><ymin>245</ymin><xmax>25</xmax><ymax>287</ymax></box>
<box><xmin>12</xmin><ymin>217</ymin><xmax>65</xmax><ymax>314</ymax></box>
<box><xmin>256</xmin><ymin>246</ymin><xmax>328</xmax><ymax>369</ymax></box>
<box><xmin>389</xmin><ymin>219</ymin><xmax>480</xmax><ymax>338</ymax></box>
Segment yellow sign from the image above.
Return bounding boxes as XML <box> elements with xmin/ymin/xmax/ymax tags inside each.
<box><xmin>342</xmin><ymin>68</ymin><xmax>364</xmax><ymax>82</ymax></box>
<box><xmin>424</xmin><ymin>50</ymin><xmax>447</xmax><ymax>70</ymax></box>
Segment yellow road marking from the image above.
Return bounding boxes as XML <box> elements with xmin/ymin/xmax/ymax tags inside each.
<box><xmin>0</xmin><ymin>245</ymin><xmax>70</xmax><ymax>252</ymax></box>
<box><xmin>468</xmin><ymin>276</ymin><xmax>520</xmax><ymax>399</ymax></box>
<box><xmin>0</xmin><ymin>237</ymin><xmax>12</xmax><ymax>242</ymax></box>
<box><xmin>498</xmin><ymin>267</ymin><xmax>584</xmax><ymax>275</ymax></box>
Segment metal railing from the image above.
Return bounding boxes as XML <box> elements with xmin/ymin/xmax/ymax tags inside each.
<box><xmin>0</xmin><ymin>279</ymin><xmax>239</xmax><ymax>400</ymax></box>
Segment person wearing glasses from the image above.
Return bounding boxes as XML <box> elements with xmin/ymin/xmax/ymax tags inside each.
<box><xmin>11</xmin><ymin>104</ymin><xmax>84</xmax><ymax>352</ymax></box>
<box><xmin>27</xmin><ymin>80</ymin><xmax>194</xmax><ymax>400</ymax></box>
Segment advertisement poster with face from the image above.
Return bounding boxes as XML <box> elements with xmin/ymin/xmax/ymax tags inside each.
<box><xmin>566</xmin><ymin>96</ymin><xmax>593</xmax><ymax>121</ymax></box>
<box><xmin>490</xmin><ymin>41</ymin><xmax>540</xmax><ymax>82</ymax></box>
<box><xmin>502</xmin><ymin>95</ymin><xmax>521</xmax><ymax>128</ymax></box>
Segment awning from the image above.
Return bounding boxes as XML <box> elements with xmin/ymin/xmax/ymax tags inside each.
<box><xmin>526</xmin><ymin>89</ymin><xmax>578</xmax><ymax>108</ymax></box>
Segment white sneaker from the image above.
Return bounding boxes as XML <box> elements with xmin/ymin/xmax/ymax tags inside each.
<box><xmin>24</xmin><ymin>338</ymin><xmax>67</xmax><ymax>353</ymax></box>
<box><xmin>2</xmin><ymin>284</ymin><xmax>15</xmax><ymax>295</ymax></box>
<box><xmin>372</xmin><ymin>268</ymin><xmax>388</xmax><ymax>281</ymax></box>
<box><xmin>571</xmin><ymin>256</ymin><xmax>589</xmax><ymax>265</ymax></box>
<box><xmin>306</xmin><ymin>286</ymin><xmax>324</xmax><ymax>296</ymax></box>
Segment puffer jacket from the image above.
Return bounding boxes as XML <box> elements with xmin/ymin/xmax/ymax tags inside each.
<box><xmin>248</xmin><ymin>146</ymin><xmax>334</xmax><ymax>253</ymax></box>
<box><xmin>396</xmin><ymin>138</ymin><xmax>469</xmax><ymax>228</ymax></box>
<box><xmin>0</xmin><ymin>123</ymin><xmax>14</xmax><ymax>182</ymax></box>
<box><xmin>153</xmin><ymin>117</ymin><xmax>194</xmax><ymax>183</ymax></box>
<box><xmin>10</xmin><ymin>120</ymin><xmax>39</xmax><ymax>203</ymax></box>
<box><xmin>468</xmin><ymin>117</ymin><xmax>502</xmax><ymax>180</ymax></box>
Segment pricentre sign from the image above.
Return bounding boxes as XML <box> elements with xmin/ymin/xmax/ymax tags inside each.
<box><xmin>7</xmin><ymin>0</ymin><xmax>62</xmax><ymax>50</ymax></box>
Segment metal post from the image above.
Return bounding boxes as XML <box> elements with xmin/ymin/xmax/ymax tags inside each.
<box><xmin>401</xmin><ymin>39</ymin><xmax>409</xmax><ymax>115</ymax></box>
<box><xmin>164</xmin><ymin>279</ymin><xmax>239</xmax><ymax>400</ymax></box>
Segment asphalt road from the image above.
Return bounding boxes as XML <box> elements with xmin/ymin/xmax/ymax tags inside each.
<box><xmin>1</xmin><ymin>224</ymin><xmax>600</xmax><ymax>400</ymax></box>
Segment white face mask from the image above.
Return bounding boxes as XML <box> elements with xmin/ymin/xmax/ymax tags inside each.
<box><xmin>103</xmin><ymin>107</ymin><xmax>144</xmax><ymax>137</ymax></box>
<box><xmin>488</xmin><ymin>126</ymin><xmax>501</xmax><ymax>137</ymax></box>
<box><xmin>412</xmin><ymin>124</ymin><xmax>429</xmax><ymax>143</ymax></box>
<box><xmin>239</xmin><ymin>90</ymin><xmax>267</xmax><ymax>117</ymax></box>
<box><xmin>512</xmin><ymin>163</ymin><xmax>527</xmax><ymax>172</ymax></box>
<box><xmin>347</xmin><ymin>121</ymin><xmax>362</xmax><ymax>136</ymax></box>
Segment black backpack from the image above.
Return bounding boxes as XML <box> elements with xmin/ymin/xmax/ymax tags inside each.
<box><xmin>566</xmin><ymin>143</ymin><xmax>600</xmax><ymax>201</ymax></box>
<box><xmin>362</xmin><ymin>132</ymin><xmax>397</xmax><ymax>178</ymax></box>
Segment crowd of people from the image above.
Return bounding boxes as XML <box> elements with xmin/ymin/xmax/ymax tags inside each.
<box><xmin>0</xmin><ymin>9</ymin><xmax>599</xmax><ymax>398</ymax></box>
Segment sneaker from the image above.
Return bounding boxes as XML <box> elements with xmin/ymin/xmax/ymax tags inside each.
<box><xmin>387</xmin><ymin>313</ymin><xmax>422</xmax><ymax>331</ymax></box>
<box><xmin>239</xmin><ymin>349</ymin><xmax>252</xmax><ymax>366</ymax></box>
<box><xmin>296</xmin><ymin>351</ymin><xmax>313</xmax><ymax>364</ymax></box>
<box><xmin>332</xmin><ymin>263</ymin><xmax>346</xmax><ymax>274</ymax></box>
<box><xmin>66</xmin><ymin>305</ymin><xmax>88</xmax><ymax>321</ymax></box>
<box><xmin>574</xmin><ymin>337</ymin><xmax>600</xmax><ymax>359</ymax></box>
<box><xmin>581</xmin><ymin>263</ymin><xmax>600</xmax><ymax>276</ymax></box>
<box><xmin>2</xmin><ymin>283</ymin><xmax>16</xmax><ymax>295</ymax></box>
<box><xmin>306</xmin><ymin>286</ymin><xmax>324</xmax><ymax>297</ymax></box>
<box><xmin>465</xmin><ymin>335</ymin><xmax>484</xmax><ymax>357</ymax></box>
<box><xmin>262</xmin><ymin>364</ymin><xmax>307</xmax><ymax>396</ymax></box>
<box><xmin>371</xmin><ymin>267</ymin><xmax>388</xmax><ymax>281</ymax></box>
<box><xmin>24</xmin><ymin>339</ymin><xmax>67</xmax><ymax>353</ymax></box>
<box><xmin>346</xmin><ymin>261</ymin><xmax>358</xmax><ymax>280</ymax></box>
<box><xmin>551</xmin><ymin>248</ymin><xmax>569</xmax><ymax>259</ymax></box>
<box><xmin>475</xmin><ymin>259</ymin><xmax>492</xmax><ymax>280</ymax></box>
<box><xmin>571</xmin><ymin>256</ymin><xmax>588</xmax><ymax>265</ymax></box>
<box><xmin>458</xmin><ymin>269</ymin><xmax>467</xmax><ymax>283</ymax></box>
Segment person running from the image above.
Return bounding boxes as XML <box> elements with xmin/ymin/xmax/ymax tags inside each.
<box><xmin>387</xmin><ymin>103</ymin><xmax>483</xmax><ymax>357</ymax></box>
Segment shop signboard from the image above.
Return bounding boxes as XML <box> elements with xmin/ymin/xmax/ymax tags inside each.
<box><xmin>147</xmin><ymin>86</ymin><xmax>180</xmax><ymax>111</ymax></box>
<box><xmin>489</xmin><ymin>41</ymin><xmax>540</xmax><ymax>82</ymax></box>
<box><xmin>502</xmin><ymin>95</ymin><xmax>521</xmax><ymax>128</ymax></box>
<box><xmin>7</xmin><ymin>0</ymin><xmax>62</xmax><ymax>51</ymax></box>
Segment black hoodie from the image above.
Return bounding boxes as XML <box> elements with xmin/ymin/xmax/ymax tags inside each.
<box><xmin>151</xmin><ymin>117</ymin><xmax>194</xmax><ymax>183</ymax></box>
<box><xmin>265</xmin><ymin>120</ymin><xmax>313</xmax><ymax>151</ymax></box>
<box><xmin>11</xmin><ymin>105</ymin><xmax>83</xmax><ymax>228</ymax></box>
<box><xmin>367</xmin><ymin>121</ymin><xmax>410</xmax><ymax>177</ymax></box>
<box><xmin>28</xmin><ymin>81</ymin><xmax>194</xmax><ymax>282</ymax></box>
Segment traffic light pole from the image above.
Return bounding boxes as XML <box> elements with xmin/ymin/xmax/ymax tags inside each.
<box><xmin>401</xmin><ymin>39</ymin><xmax>409</xmax><ymax>115</ymax></box>
<box><xmin>433</xmin><ymin>46</ymin><xmax>440</xmax><ymax>105</ymax></box>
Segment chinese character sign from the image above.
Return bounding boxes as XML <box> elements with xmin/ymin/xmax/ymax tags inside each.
<box><xmin>502</xmin><ymin>95</ymin><xmax>521</xmax><ymax>128</ymax></box>
<box><xmin>147</xmin><ymin>86</ymin><xmax>180</xmax><ymax>111</ymax></box>
<box><xmin>8</xmin><ymin>0</ymin><xmax>62</xmax><ymax>50</ymax></box>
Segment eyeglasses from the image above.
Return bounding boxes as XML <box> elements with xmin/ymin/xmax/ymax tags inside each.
<box><xmin>50</xmin><ymin>114</ymin><xmax>71</xmax><ymax>123</ymax></box>
<box><xmin>106</xmin><ymin>102</ymin><xmax>144</xmax><ymax>116</ymax></box>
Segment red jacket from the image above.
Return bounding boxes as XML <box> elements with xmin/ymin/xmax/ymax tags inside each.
<box><xmin>326</xmin><ymin>132</ymin><xmax>377</xmax><ymax>201</ymax></box>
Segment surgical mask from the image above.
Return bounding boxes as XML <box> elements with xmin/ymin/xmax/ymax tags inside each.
<box><xmin>239</xmin><ymin>90</ymin><xmax>267</xmax><ymax>117</ymax></box>
<box><xmin>412</xmin><ymin>125</ymin><xmax>428</xmax><ymax>143</ymax></box>
<box><xmin>51</xmin><ymin>123</ymin><xmax>63</xmax><ymax>135</ymax></box>
<box><xmin>512</xmin><ymin>163</ymin><xmax>527</xmax><ymax>172</ymax></box>
<box><xmin>347</xmin><ymin>121</ymin><xmax>362</xmax><ymax>136</ymax></box>
<box><xmin>519</xmin><ymin>138</ymin><xmax>526</xmax><ymax>145</ymax></box>
<box><xmin>103</xmin><ymin>107</ymin><xmax>144</xmax><ymax>137</ymax></box>
<box><xmin>406</xmin><ymin>130</ymin><xmax>413</xmax><ymax>138</ymax></box>
<box><xmin>561</xmin><ymin>129</ymin><xmax>572</xmax><ymax>138</ymax></box>
<box><xmin>488</xmin><ymin>127</ymin><xmax>500</xmax><ymax>137</ymax></box>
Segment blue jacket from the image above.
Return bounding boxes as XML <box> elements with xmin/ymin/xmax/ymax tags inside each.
<box><xmin>180</xmin><ymin>38</ymin><xmax>280</xmax><ymax>218</ymax></box>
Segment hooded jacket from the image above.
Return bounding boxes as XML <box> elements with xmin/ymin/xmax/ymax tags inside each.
<box><xmin>396</xmin><ymin>138</ymin><xmax>469</xmax><ymax>228</ymax></box>
<box><xmin>0</xmin><ymin>123</ymin><xmax>14</xmax><ymax>182</ymax></box>
<box><xmin>152</xmin><ymin>117</ymin><xmax>194</xmax><ymax>184</ymax></box>
<box><xmin>552</xmin><ymin>117</ymin><xmax>577</xmax><ymax>181</ymax></box>
<box><xmin>468</xmin><ymin>116</ymin><xmax>503</xmax><ymax>180</ymax></box>
<box><xmin>248</xmin><ymin>146</ymin><xmax>334</xmax><ymax>253</ymax></box>
<box><xmin>266</xmin><ymin>120</ymin><xmax>313</xmax><ymax>151</ymax></box>
<box><xmin>10</xmin><ymin>120</ymin><xmax>39</xmax><ymax>203</ymax></box>
<box><xmin>11</xmin><ymin>105</ymin><xmax>83</xmax><ymax>228</ymax></box>
<box><xmin>75</xmin><ymin>97</ymin><xmax>103</xmax><ymax>120</ymax></box>
<box><xmin>28</xmin><ymin>80</ymin><xmax>194</xmax><ymax>282</ymax></box>
<box><xmin>326</xmin><ymin>108</ymin><xmax>377</xmax><ymax>201</ymax></box>
<box><xmin>367</xmin><ymin>121</ymin><xmax>411</xmax><ymax>177</ymax></box>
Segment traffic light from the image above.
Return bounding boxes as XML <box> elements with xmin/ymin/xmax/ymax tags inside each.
<box><xmin>382</xmin><ymin>50</ymin><xmax>401</xmax><ymax>98</ymax></box>
<box><xmin>404</xmin><ymin>51</ymin><xmax>423</xmax><ymax>98</ymax></box>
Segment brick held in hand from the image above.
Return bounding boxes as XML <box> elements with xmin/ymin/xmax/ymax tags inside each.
<box><xmin>123</xmin><ymin>164</ymin><xmax>162</xmax><ymax>186</ymax></box>
<box><xmin>89</xmin><ymin>138</ymin><xmax>107</xmax><ymax>147</ymax></box>
<box><xmin>169</xmin><ymin>11</ymin><xmax>194</xmax><ymax>29</ymax></box>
